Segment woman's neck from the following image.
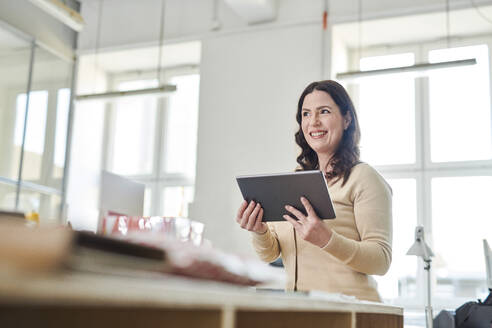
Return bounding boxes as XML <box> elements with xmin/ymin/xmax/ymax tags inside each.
<box><xmin>317</xmin><ymin>152</ymin><xmax>334</xmax><ymax>174</ymax></box>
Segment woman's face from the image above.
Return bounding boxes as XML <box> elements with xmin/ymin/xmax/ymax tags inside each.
<box><xmin>301</xmin><ymin>90</ymin><xmax>351</xmax><ymax>158</ymax></box>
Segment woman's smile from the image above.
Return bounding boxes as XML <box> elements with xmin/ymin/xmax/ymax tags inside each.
<box><xmin>309</xmin><ymin>130</ymin><xmax>328</xmax><ymax>139</ymax></box>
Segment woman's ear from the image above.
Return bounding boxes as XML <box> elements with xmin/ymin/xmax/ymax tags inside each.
<box><xmin>344</xmin><ymin>113</ymin><xmax>352</xmax><ymax>130</ymax></box>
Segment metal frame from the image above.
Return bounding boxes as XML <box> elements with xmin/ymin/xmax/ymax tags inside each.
<box><xmin>337</xmin><ymin>58</ymin><xmax>477</xmax><ymax>81</ymax></box>
<box><xmin>15</xmin><ymin>40</ymin><xmax>36</xmax><ymax>209</ymax></box>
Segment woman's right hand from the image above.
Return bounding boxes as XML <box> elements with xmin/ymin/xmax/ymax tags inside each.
<box><xmin>235</xmin><ymin>200</ymin><xmax>267</xmax><ymax>234</ymax></box>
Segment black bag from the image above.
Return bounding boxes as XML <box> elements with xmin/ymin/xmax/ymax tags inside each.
<box><xmin>434</xmin><ymin>309</ymin><xmax>455</xmax><ymax>328</ymax></box>
<box><xmin>455</xmin><ymin>290</ymin><xmax>492</xmax><ymax>328</ymax></box>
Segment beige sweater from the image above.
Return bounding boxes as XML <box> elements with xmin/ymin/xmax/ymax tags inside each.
<box><xmin>251</xmin><ymin>163</ymin><xmax>392</xmax><ymax>302</ymax></box>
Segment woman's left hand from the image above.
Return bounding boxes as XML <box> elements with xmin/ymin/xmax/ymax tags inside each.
<box><xmin>283</xmin><ymin>197</ymin><xmax>333</xmax><ymax>248</ymax></box>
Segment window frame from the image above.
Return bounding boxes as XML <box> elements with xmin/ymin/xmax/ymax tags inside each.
<box><xmin>346</xmin><ymin>35</ymin><xmax>492</xmax><ymax>309</ymax></box>
<box><xmin>103</xmin><ymin>65</ymin><xmax>199</xmax><ymax>217</ymax></box>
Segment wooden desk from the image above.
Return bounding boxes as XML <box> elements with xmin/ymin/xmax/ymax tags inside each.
<box><xmin>0</xmin><ymin>271</ymin><xmax>403</xmax><ymax>328</ymax></box>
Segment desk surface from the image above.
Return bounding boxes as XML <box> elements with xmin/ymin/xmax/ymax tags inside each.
<box><xmin>0</xmin><ymin>271</ymin><xmax>403</xmax><ymax>328</ymax></box>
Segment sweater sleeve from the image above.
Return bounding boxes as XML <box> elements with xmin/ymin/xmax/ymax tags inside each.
<box><xmin>251</xmin><ymin>223</ymin><xmax>281</xmax><ymax>263</ymax></box>
<box><xmin>322</xmin><ymin>165</ymin><xmax>393</xmax><ymax>275</ymax></box>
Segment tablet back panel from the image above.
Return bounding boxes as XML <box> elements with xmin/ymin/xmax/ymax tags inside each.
<box><xmin>236</xmin><ymin>171</ymin><xmax>336</xmax><ymax>222</ymax></box>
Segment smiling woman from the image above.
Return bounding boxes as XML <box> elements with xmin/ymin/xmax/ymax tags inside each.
<box><xmin>235</xmin><ymin>80</ymin><xmax>393</xmax><ymax>302</ymax></box>
<box><xmin>295</xmin><ymin>81</ymin><xmax>361</xmax><ymax>185</ymax></box>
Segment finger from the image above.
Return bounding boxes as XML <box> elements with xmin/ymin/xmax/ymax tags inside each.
<box><xmin>283</xmin><ymin>214</ymin><xmax>302</xmax><ymax>230</ymax></box>
<box><xmin>240</xmin><ymin>201</ymin><xmax>256</xmax><ymax>229</ymax></box>
<box><xmin>284</xmin><ymin>205</ymin><xmax>307</xmax><ymax>222</ymax></box>
<box><xmin>300</xmin><ymin>197</ymin><xmax>317</xmax><ymax>218</ymax></box>
<box><xmin>236</xmin><ymin>200</ymin><xmax>248</xmax><ymax>222</ymax></box>
<box><xmin>242</xmin><ymin>201</ymin><xmax>256</xmax><ymax>220</ymax></box>
<box><xmin>240</xmin><ymin>201</ymin><xmax>256</xmax><ymax>228</ymax></box>
<box><xmin>253</xmin><ymin>208</ymin><xmax>265</xmax><ymax>230</ymax></box>
<box><xmin>246</xmin><ymin>203</ymin><xmax>261</xmax><ymax>230</ymax></box>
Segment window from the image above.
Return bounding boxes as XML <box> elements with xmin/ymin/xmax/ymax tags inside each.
<box><xmin>352</xmin><ymin>41</ymin><xmax>492</xmax><ymax>308</ymax></box>
<box><xmin>15</xmin><ymin>91</ymin><xmax>48</xmax><ymax>181</ymax></box>
<box><xmin>162</xmin><ymin>186</ymin><xmax>194</xmax><ymax>217</ymax></box>
<box><xmin>432</xmin><ymin>176</ymin><xmax>492</xmax><ymax>298</ymax></box>
<box><xmin>110</xmin><ymin>80</ymin><xmax>158</xmax><ymax>176</ymax></box>
<box><xmin>105</xmin><ymin>72</ymin><xmax>200</xmax><ymax>218</ymax></box>
<box><xmin>428</xmin><ymin>45</ymin><xmax>492</xmax><ymax>162</ymax></box>
<box><xmin>163</xmin><ymin>74</ymin><xmax>200</xmax><ymax>179</ymax></box>
<box><xmin>374</xmin><ymin>178</ymin><xmax>418</xmax><ymax>300</ymax></box>
<box><xmin>358</xmin><ymin>53</ymin><xmax>416</xmax><ymax>165</ymax></box>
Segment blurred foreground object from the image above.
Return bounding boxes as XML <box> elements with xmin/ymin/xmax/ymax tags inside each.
<box><xmin>101</xmin><ymin>215</ymin><xmax>204</xmax><ymax>245</ymax></box>
<box><xmin>0</xmin><ymin>210</ymin><xmax>25</xmax><ymax>221</ymax></box>
<box><xmin>0</xmin><ymin>270</ymin><xmax>403</xmax><ymax>328</ymax></box>
<box><xmin>25</xmin><ymin>211</ymin><xmax>40</xmax><ymax>226</ymax></box>
<box><xmin>0</xmin><ymin>220</ymin><xmax>167</xmax><ymax>274</ymax></box>
<box><xmin>101</xmin><ymin>214</ymin><xmax>283</xmax><ymax>286</ymax></box>
<box><xmin>0</xmin><ymin>219</ymin><xmax>283</xmax><ymax>287</ymax></box>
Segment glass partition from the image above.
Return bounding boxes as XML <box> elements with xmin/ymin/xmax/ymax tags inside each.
<box><xmin>23</xmin><ymin>45</ymin><xmax>72</xmax><ymax>190</ymax></box>
<box><xmin>0</xmin><ymin>22</ymin><xmax>74</xmax><ymax>221</ymax></box>
<box><xmin>0</xmin><ymin>25</ymin><xmax>32</xmax><ymax>180</ymax></box>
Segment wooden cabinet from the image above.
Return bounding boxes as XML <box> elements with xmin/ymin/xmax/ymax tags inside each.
<box><xmin>0</xmin><ymin>272</ymin><xmax>403</xmax><ymax>328</ymax></box>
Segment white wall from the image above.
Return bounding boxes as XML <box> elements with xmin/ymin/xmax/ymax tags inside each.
<box><xmin>188</xmin><ymin>24</ymin><xmax>321</xmax><ymax>256</ymax></box>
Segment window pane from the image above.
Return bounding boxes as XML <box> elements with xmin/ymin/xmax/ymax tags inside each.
<box><xmin>53</xmin><ymin>88</ymin><xmax>70</xmax><ymax>180</ymax></box>
<box><xmin>163</xmin><ymin>74</ymin><xmax>200</xmax><ymax>178</ymax></box>
<box><xmin>16</xmin><ymin>91</ymin><xmax>48</xmax><ymax>181</ymax></box>
<box><xmin>375</xmin><ymin>178</ymin><xmax>418</xmax><ymax>300</ymax></box>
<box><xmin>162</xmin><ymin>186</ymin><xmax>194</xmax><ymax>217</ymax></box>
<box><xmin>358</xmin><ymin>53</ymin><xmax>416</xmax><ymax>165</ymax></box>
<box><xmin>432</xmin><ymin>176</ymin><xmax>492</xmax><ymax>299</ymax></box>
<box><xmin>110</xmin><ymin>80</ymin><xmax>158</xmax><ymax>175</ymax></box>
<box><xmin>428</xmin><ymin>45</ymin><xmax>492</xmax><ymax>162</ymax></box>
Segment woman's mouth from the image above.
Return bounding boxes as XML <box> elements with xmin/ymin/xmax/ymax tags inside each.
<box><xmin>310</xmin><ymin>131</ymin><xmax>327</xmax><ymax>139</ymax></box>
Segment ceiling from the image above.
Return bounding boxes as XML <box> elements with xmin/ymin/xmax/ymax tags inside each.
<box><xmin>334</xmin><ymin>5</ymin><xmax>492</xmax><ymax>49</ymax></box>
<box><xmin>0</xmin><ymin>24</ymin><xmax>30</xmax><ymax>53</ymax></box>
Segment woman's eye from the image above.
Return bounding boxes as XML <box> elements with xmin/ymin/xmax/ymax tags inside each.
<box><xmin>320</xmin><ymin>109</ymin><xmax>330</xmax><ymax>114</ymax></box>
<box><xmin>302</xmin><ymin>111</ymin><xmax>310</xmax><ymax>117</ymax></box>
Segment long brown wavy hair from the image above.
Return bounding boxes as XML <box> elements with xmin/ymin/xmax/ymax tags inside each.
<box><xmin>295</xmin><ymin>80</ymin><xmax>361</xmax><ymax>186</ymax></box>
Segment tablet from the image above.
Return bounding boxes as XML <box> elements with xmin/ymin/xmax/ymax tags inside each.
<box><xmin>236</xmin><ymin>170</ymin><xmax>336</xmax><ymax>222</ymax></box>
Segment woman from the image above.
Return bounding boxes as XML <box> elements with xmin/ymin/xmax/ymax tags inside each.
<box><xmin>235</xmin><ymin>80</ymin><xmax>392</xmax><ymax>302</ymax></box>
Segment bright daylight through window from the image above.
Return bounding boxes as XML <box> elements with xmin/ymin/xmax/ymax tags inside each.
<box><xmin>356</xmin><ymin>44</ymin><xmax>492</xmax><ymax>307</ymax></box>
<box><xmin>107</xmin><ymin>73</ymin><xmax>200</xmax><ymax>218</ymax></box>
